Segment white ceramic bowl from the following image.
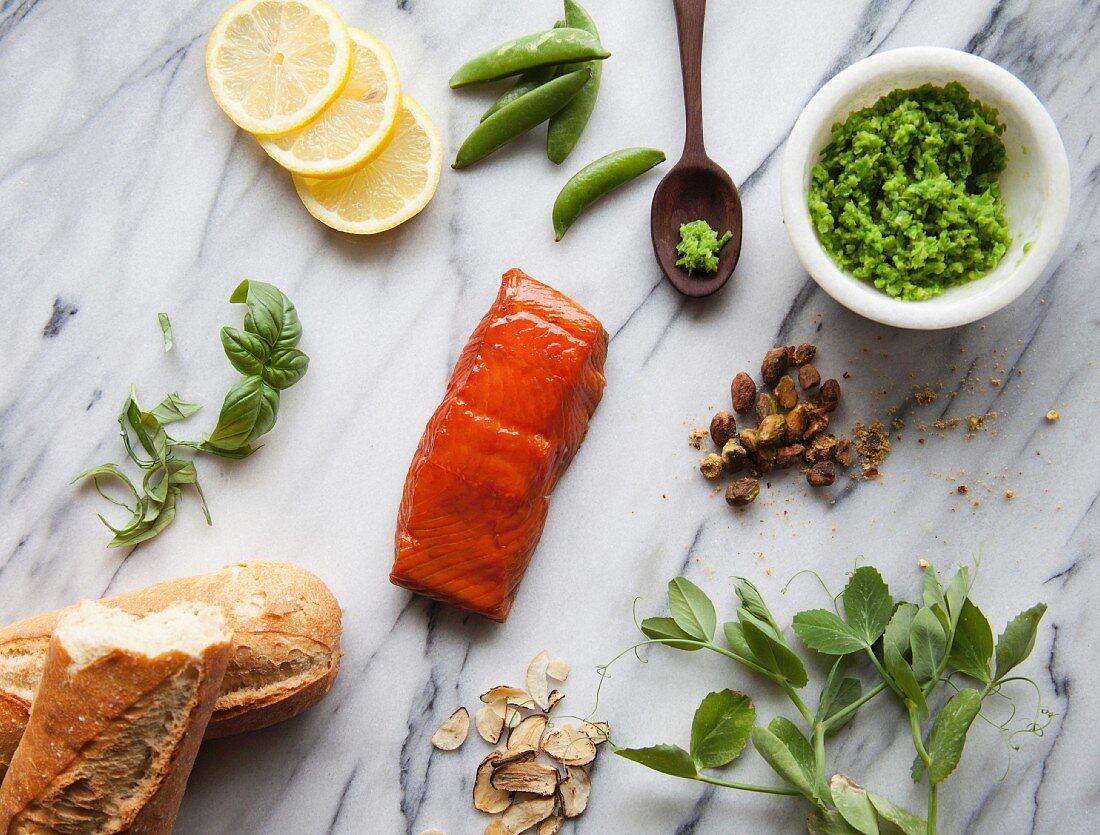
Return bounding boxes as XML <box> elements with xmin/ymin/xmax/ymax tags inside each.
<box><xmin>780</xmin><ymin>47</ymin><xmax>1070</xmax><ymax>329</ymax></box>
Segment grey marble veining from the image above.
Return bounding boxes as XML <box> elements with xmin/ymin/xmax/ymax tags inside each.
<box><xmin>1</xmin><ymin>0</ymin><xmax>1098</xmax><ymax>833</ymax></box>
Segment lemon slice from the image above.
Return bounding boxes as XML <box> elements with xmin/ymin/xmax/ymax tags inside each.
<box><xmin>258</xmin><ymin>28</ymin><xmax>401</xmax><ymax>177</ymax></box>
<box><xmin>206</xmin><ymin>0</ymin><xmax>352</xmax><ymax>135</ymax></box>
<box><xmin>293</xmin><ymin>97</ymin><xmax>443</xmax><ymax>234</ymax></box>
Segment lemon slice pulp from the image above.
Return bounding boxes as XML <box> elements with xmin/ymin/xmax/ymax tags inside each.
<box><xmin>258</xmin><ymin>28</ymin><xmax>401</xmax><ymax>177</ymax></box>
<box><xmin>294</xmin><ymin>96</ymin><xmax>443</xmax><ymax>234</ymax></box>
<box><xmin>206</xmin><ymin>0</ymin><xmax>352</xmax><ymax>135</ymax></box>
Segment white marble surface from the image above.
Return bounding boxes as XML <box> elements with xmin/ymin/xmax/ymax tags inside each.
<box><xmin>1</xmin><ymin>0</ymin><xmax>1098</xmax><ymax>833</ymax></box>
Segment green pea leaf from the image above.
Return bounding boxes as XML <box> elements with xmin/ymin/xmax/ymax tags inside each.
<box><xmin>914</xmin><ymin>688</ymin><xmax>983</xmax><ymax>784</ymax></box>
<box><xmin>221</xmin><ymin>326</ymin><xmax>270</xmax><ymax>376</ymax></box>
<box><xmin>613</xmin><ymin>744</ymin><xmax>698</xmax><ymax>779</ymax></box>
<box><xmin>808</xmin><ymin>809</ymin><xmax>864</xmax><ymax>835</ymax></box>
<box><xmin>768</xmin><ymin>717</ymin><xmax>821</xmax><ymax>798</ymax></box>
<box><xmin>921</xmin><ymin>564</ymin><xmax>951</xmax><ymax>636</ymax></box>
<box><xmin>230</xmin><ymin>279</ymin><xmax>302</xmax><ymax>351</ymax></box>
<box><xmin>867</xmin><ymin>791</ymin><xmax>926</xmax><ymax>835</ymax></box>
<box><xmin>792</xmin><ymin>609</ymin><xmax>867</xmax><ymax>655</ymax></box>
<box><xmin>885</xmin><ymin>645</ymin><xmax>927</xmax><ymax>722</ymax></box>
<box><xmin>842</xmin><ymin>567</ymin><xmax>893</xmax><ymax>645</ymax></box>
<box><xmin>158</xmin><ymin>312</ymin><xmax>173</xmax><ymax>352</ymax></box>
<box><xmin>993</xmin><ymin>603</ymin><xmax>1047</xmax><ymax>682</ymax></box>
<box><xmin>909</xmin><ymin>607</ymin><xmax>947</xmax><ymax>683</ymax></box>
<box><xmin>882</xmin><ymin>602</ymin><xmax>918</xmax><ymax>661</ymax></box>
<box><xmin>640</xmin><ymin>616</ymin><xmax>704</xmax><ymax>651</ymax></box>
<box><xmin>262</xmin><ymin>347</ymin><xmax>310</xmax><ymax>390</ymax></box>
<box><xmin>741</xmin><ymin>612</ymin><xmax>808</xmax><ymax>687</ymax></box>
<box><xmin>735</xmin><ymin>578</ymin><xmax>782</xmax><ymax>637</ymax></box>
<box><xmin>689</xmin><ymin>689</ymin><xmax>755</xmax><ymax>768</ymax></box>
<box><xmin>816</xmin><ymin>658</ymin><xmax>863</xmax><ymax>735</ymax></box>
<box><xmin>830</xmin><ymin>775</ymin><xmax>879</xmax><ymax>835</ymax></box>
<box><xmin>206</xmin><ymin>376</ymin><xmax>280</xmax><ymax>452</ymax></box>
<box><xmin>722</xmin><ymin>621</ymin><xmax>756</xmax><ymax>662</ymax></box>
<box><xmin>948</xmin><ymin>598</ymin><xmax>994</xmax><ymax>682</ymax></box>
<box><xmin>751</xmin><ymin>725</ymin><xmax>815</xmax><ymax>798</ymax></box>
<box><xmin>150</xmin><ymin>392</ymin><xmax>201</xmax><ymax>425</ymax></box>
<box><xmin>944</xmin><ymin>566</ymin><xmax>971</xmax><ymax>632</ymax></box>
<box><xmin>667</xmin><ymin>577</ymin><xmax>716</xmax><ymax>642</ymax></box>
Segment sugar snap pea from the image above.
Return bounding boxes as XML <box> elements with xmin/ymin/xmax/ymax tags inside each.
<box><xmin>454</xmin><ymin>68</ymin><xmax>593</xmax><ymax>170</ymax></box>
<box><xmin>449</xmin><ymin>28</ymin><xmax>609</xmax><ymax>88</ymax></box>
<box><xmin>552</xmin><ymin>147</ymin><xmax>666</xmax><ymax>240</ymax></box>
<box><xmin>481</xmin><ymin>65</ymin><xmax>559</xmax><ymax>122</ymax></box>
<box><xmin>547</xmin><ymin>0</ymin><xmax>603</xmax><ymax>165</ymax></box>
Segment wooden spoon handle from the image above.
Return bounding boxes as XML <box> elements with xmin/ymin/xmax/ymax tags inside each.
<box><xmin>673</xmin><ymin>0</ymin><xmax>706</xmax><ymax>158</ymax></box>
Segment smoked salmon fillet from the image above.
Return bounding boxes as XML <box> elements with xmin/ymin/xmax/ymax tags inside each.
<box><xmin>390</xmin><ymin>269</ymin><xmax>608</xmax><ymax>621</ymax></box>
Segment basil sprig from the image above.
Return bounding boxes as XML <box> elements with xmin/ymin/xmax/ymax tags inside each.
<box><xmin>75</xmin><ymin>281</ymin><xmax>308</xmax><ymax>547</ymax></box>
<box><xmin>611</xmin><ymin>565</ymin><xmax>1049</xmax><ymax>835</ymax></box>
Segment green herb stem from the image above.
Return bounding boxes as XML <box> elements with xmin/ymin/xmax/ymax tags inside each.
<box><xmin>780</xmin><ymin>681</ymin><xmax>815</xmax><ymax>726</ymax></box>
<box><xmin>812</xmin><ymin>722</ymin><xmax>826</xmax><ymax>781</ymax></box>
<box><xmin>695</xmin><ymin>773</ymin><xmax>803</xmax><ymax>797</ymax></box>
<box><xmin>927</xmin><ymin>782</ymin><xmax>938</xmax><ymax>835</ymax></box>
<box><xmin>908</xmin><ymin>705</ymin><xmax>931</xmax><ymax>767</ymax></box>
<box><xmin>820</xmin><ymin>682</ymin><xmax>888</xmax><ymax>733</ymax></box>
<box><xmin>702</xmin><ymin>642</ymin><xmax>814</xmax><ymax>725</ymax></box>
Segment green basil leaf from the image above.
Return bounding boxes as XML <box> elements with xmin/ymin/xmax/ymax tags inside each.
<box><xmin>221</xmin><ymin>326</ymin><xmax>270</xmax><ymax>376</ymax></box>
<box><xmin>640</xmin><ymin>616</ymin><xmax>704</xmax><ymax>651</ymax></box>
<box><xmin>613</xmin><ymin>744</ymin><xmax>698</xmax><ymax>779</ymax></box>
<box><xmin>668</xmin><ymin>577</ymin><xmax>716</xmax><ymax>642</ymax></box>
<box><xmin>842</xmin><ymin>566</ymin><xmax>893</xmax><ymax>645</ymax></box>
<box><xmin>120</xmin><ymin>389</ymin><xmax>167</xmax><ymax>465</ymax></box>
<box><xmin>261</xmin><ymin>347</ymin><xmax>309</xmax><ymax>390</ymax></box>
<box><xmin>108</xmin><ymin>488</ymin><xmax>179</xmax><ymax>548</ymax></box>
<box><xmin>793</xmin><ymin>609</ymin><xmax>867</xmax><ymax>655</ymax></box>
<box><xmin>768</xmin><ymin>717</ymin><xmax>820</xmax><ymax>797</ymax></box>
<box><xmin>164</xmin><ymin>459</ymin><xmax>211</xmax><ymax>525</ymax></box>
<box><xmin>885</xmin><ymin>645</ymin><xmax>927</xmax><ymax>722</ymax></box>
<box><xmin>722</xmin><ymin>621</ymin><xmax>756</xmax><ymax>662</ymax></box>
<box><xmin>158</xmin><ymin>312</ymin><xmax>173</xmax><ymax>352</ymax></box>
<box><xmin>206</xmin><ymin>376</ymin><xmax>280</xmax><ymax>451</ymax></box>
<box><xmin>179</xmin><ymin>440</ymin><xmax>260</xmax><ymax>460</ymax></box>
<box><xmin>72</xmin><ymin>464</ymin><xmax>143</xmax><ymax>534</ymax></box>
<box><xmin>920</xmin><ymin>688</ymin><xmax>983</xmax><ymax>784</ymax></box>
<box><xmin>735</xmin><ymin>577</ymin><xmax>782</xmax><ymax>637</ymax></box>
<box><xmin>867</xmin><ymin>791</ymin><xmax>926</xmax><ymax>835</ymax></box>
<box><xmin>808</xmin><ymin>810</ymin><xmax>864</xmax><ymax>835</ymax></box>
<box><xmin>817</xmin><ymin>658</ymin><xmax>862</xmax><ymax>734</ymax></box>
<box><xmin>689</xmin><ymin>689</ymin><xmax>755</xmax><ymax>768</ymax></box>
<box><xmin>948</xmin><ymin>598</ymin><xmax>994</xmax><ymax>682</ymax></box>
<box><xmin>741</xmin><ymin>614</ymin><xmax>808</xmax><ymax>687</ymax></box>
<box><xmin>882</xmin><ymin>602</ymin><xmax>918</xmax><ymax>661</ymax></box>
<box><xmin>230</xmin><ymin>279</ymin><xmax>302</xmax><ymax>350</ymax></box>
<box><xmin>909</xmin><ymin>607</ymin><xmax>947</xmax><ymax>684</ymax></box>
<box><xmin>993</xmin><ymin>602</ymin><xmax>1047</xmax><ymax>682</ymax></box>
<box><xmin>830</xmin><ymin>775</ymin><xmax>879</xmax><ymax>835</ymax></box>
<box><xmin>150</xmin><ymin>392</ymin><xmax>201</xmax><ymax>425</ymax></box>
<box><xmin>751</xmin><ymin>725</ymin><xmax>814</xmax><ymax>798</ymax></box>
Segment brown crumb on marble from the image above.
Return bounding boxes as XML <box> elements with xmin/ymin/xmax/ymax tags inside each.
<box><xmin>933</xmin><ymin>419</ymin><xmax>959</xmax><ymax>430</ymax></box>
<box><xmin>914</xmin><ymin>384</ymin><xmax>938</xmax><ymax>404</ymax></box>
<box><xmin>1005</xmin><ymin>489</ymin><xmax>1015</xmax><ymax>499</ymax></box>
<box><xmin>688</xmin><ymin>429</ymin><xmax>708</xmax><ymax>449</ymax></box>
<box><xmin>853</xmin><ymin>421</ymin><xmax>890</xmax><ymax>480</ymax></box>
<box><xmin>1046</xmin><ymin>410</ymin><xmax>1060</xmax><ymax>422</ymax></box>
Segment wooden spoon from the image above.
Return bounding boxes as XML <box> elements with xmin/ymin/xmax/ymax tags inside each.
<box><xmin>651</xmin><ymin>0</ymin><xmax>743</xmax><ymax>297</ymax></box>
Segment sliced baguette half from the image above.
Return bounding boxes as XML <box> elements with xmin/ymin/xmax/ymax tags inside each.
<box><xmin>0</xmin><ymin>560</ymin><xmax>342</xmax><ymax>769</ymax></box>
<box><xmin>0</xmin><ymin>601</ymin><xmax>232</xmax><ymax>833</ymax></box>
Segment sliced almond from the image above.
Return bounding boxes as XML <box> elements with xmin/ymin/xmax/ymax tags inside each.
<box><xmin>508</xmin><ymin>714</ymin><xmax>548</xmax><ymax>753</ymax></box>
<box><xmin>546</xmin><ymin>690</ymin><xmax>565</xmax><ymax>711</ymax></box>
<box><xmin>481</xmin><ymin>685</ymin><xmax>536</xmax><ymax>709</ymax></box>
<box><xmin>559</xmin><ymin>766</ymin><xmax>591</xmax><ymax>817</ymax></box>
<box><xmin>491</xmin><ymin>761</ymin><xmax>561</xmax><ymax>796</ymax></box>
<box><xmin>493</xmin><ymin>747</ymin><xmax>537</xmax><ymax>768</ymax></box>
<box><xmin>476</xmin><ymin>704</ymin><xmax>505</xmax><ymax>744</ymax></box>
<box><xmin>525</xmin><ymin>651</ymin><xmax>551</xmax><ymax>710</ymax></box>
<box><xmin>431</xmin><ymin>707</ymin><xmax>469</xmax><ymax>750</ymax></box>
<box><xmin>474</xmin><ymin>753</ymin><xmax>513</xmax><ymax>814</ymax></box>
<box><xmin>540</xmin><ymin>724</ymin><xmax>596</xmax><ymax>766</ymax></box>
<box><xmin>579</xmin><ymin>721</ymin><xmax>610</xmax><ymax>745</ymax></box>
<box><xmin>485</xmin><ymin>822</ymin><xmax>508</xmax><ymax>835</ymax></box>
<box><xmin>537</xmin><ymin>815</ymin><xmax>564</xmax><ymax>835</ymax></box>
<box><xmin>546</xmin><ymin>660</ymin><xmax>570</xmax><ymax>681</ymax></box>
<box><xmin>501</xmin><ymin>793</ymin><xmax>556</xmax><ymax>833</ymax></box>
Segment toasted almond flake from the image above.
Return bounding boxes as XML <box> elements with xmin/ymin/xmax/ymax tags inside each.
<box><xmin>501</xmin><ymin>794</ymin><xmax>556</xmax><ymax>833</ymax></box>
<box><xmin>491</xmin><ymin>762</ymin><xmax>561</xmax><ymax>796</ymax></box>
<box><xmin>508</xmin><ymin>714</ymin><xmax>548</xmax><ymax>753</ymax></box>
<box><xmin>431</xmin><ymin>707</ymin><xmax>469</xmax><ymax>750</ymax></box>
<box><xmin>526</xmin><ymin>651</ymin><xmax>551</xmax><ymax>710</ymax></box>
<box><xmin>493</xmin><ymin>747</ymin><xmax>537</xmax><ymax>768</ymax></box>
<box><xmin>579</xmin><ymin>721</ymin><xmax>610</xmax><ymax>745</ymax></box>
<box><xmin>485</xmin><ymin>821</ymin><xmax>508</xmax><ymax>835</ymax></box>
<box><xmin>537</xmin><ymin>815</ymin><xmax>564</xmax><ymax>835</ymax></box>
<box><xmin>540</xmin><ymin>725</ymin><xmax>596</xmax><ymax>766</ymax></box>
<box><xmin>546</xmin><ymin>660</ymin><xmax>570</xmax><ymax>681</ymax></box>
<box><xmin>559</xmin><ymin>766</ymin><xmax>591</xmax><ymax>817</ymax></box>
<box><xmin>546</xmin><ymin>690</ymin><xmax>565</xmax><ymax>711</ymax></box>
<box><xmin>474</xmin><ymin>753</ymin><xmax>513</xmax><ymax>814</ymax></box>
<box><xmin>476</xmin><ymin>704</ymin><xmax>506</xmax><ymax>744</ymax></box>
<box><xmin>481</xmin><ymin>685</ymin><xmax>536</xmax><ymax>709</ymax></box>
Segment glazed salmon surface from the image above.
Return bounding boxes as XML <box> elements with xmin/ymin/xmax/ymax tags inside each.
<box><xmin>390</xmin><ymin>269</ymin><xmax>608</xmax><ymax>621</ymax></box>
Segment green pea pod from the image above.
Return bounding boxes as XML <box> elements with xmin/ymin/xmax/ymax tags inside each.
<box><xmin>481</xmin><ymin>65</ymin><xmax>559</xmax><ymax>122</ymax></box>
<box><xmin>454</xmin><ymin>69</ymin><xmax>593</xmax><ymax>170</ymax></box>
<box><xmin>547</xmin><ymin>0</ymin><xmax>603</xmax><ymax>164</ymax></box>
<box><xmin>449</xmin><ymin>28</ymin><xmax>609</xmax><ymax>88</ymax></box>
<box><xmin>552</xmin><ymin>147</ymin><xmax>666</xmax><ymax>240</ymax></box>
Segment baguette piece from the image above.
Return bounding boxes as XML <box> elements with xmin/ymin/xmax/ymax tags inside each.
<box><xmin>0</xmin><ymin>601</ymin><xmax>232</xmax><ymax>833</ymax></box>
<box><xmin>0</xmin><ymin>561</ymin><xmax>341</xmax><ymax>770</ymax></box>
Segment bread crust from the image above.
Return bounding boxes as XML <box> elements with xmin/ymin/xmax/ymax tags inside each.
<box><xmin>0</xmin><ymin>561</ymin><xmax>342</xmax><ymax>769</ymax></box>
<box><xmin>0</xmin><ymin>618</ymin><xmax>231</xmax><ymax>833</ymax></box>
